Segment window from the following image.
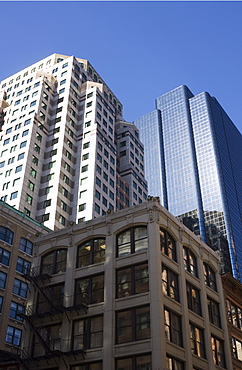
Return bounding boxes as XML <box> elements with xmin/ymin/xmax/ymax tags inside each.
<box><xmin>28</xmin><ymin>181</ymin><xmax>35</xmax><ymax>191</ymax></box>
<box><xmin>0</xmin><ymin>226</ymin><xmax>14</xmax><ymax>244</ymax></box>
<box><xmin>95</xmin><ymin>190</ymin><xmax>100</xmax><ymax>200</ymax></box>
<box><xmin>81</xmin><ymin>165</ymin><xmax>88</xmax><ymax>173</ymax></box>
<box><xmin>41</xmin><ymin>249</ymin><xmax>67</xmax><ymax>275</ymax></box>
<box><xmin>10</xmin><ymin>191</ymin><xmax>18</xmax><ymax>200</ymax></box>
<box><xmin>116</xmin><ymin>354</ymin><xmax>152</xmax><ymax>370</ymax></box>
<box><xmin>9</xmin><ymin>301</ymin><xmax>24</xmax><ymax>321</ymax></box>
<box><xmin>0</xmin><ymin>271</ymin><xmax>7</xmax><ymax>289</ymax></box>
<box><xmin>0</xmin><ymin>296</ymin><xmax>3</xmax><ymax>313</ymax></box>
<box><xmin>44</xmin><ymin>199</ymin><xmax>51</xmax><ymax>208</ymax></box>
<box><xmin>19</xmin><ymin>237</ymin><xmax>33</xmax><ymax>255</ymax></box>
<box><xmin>208</xmin><ymin>297</ymin><xmax>221</xmax><ymax>327</ymax></box>
<box><xmin>73</xmin><ymin>316</ymin><xmax>103</xmax><ymax>350</ymax></box>
<box><xmin>82</xmin><ymin>153</ymin><xmax>89</xmax><ymax>160</ymax></box>
<box><xmin>0</xmin><ymin>247</ymin><xmax>10</xmax><ymax>266</ymax></box>
<box><xmin>16</xmin><ymin>257</ymin><xmax>31</xmax><ymax>274</ymax></box>
<box><xmin>232</xmin><ymin>337</ymin><xmax>242</xmax><ymax>361</ymax></box>
<box><xmin>75</xmin><ymin>274</ymin><xmax>104</xmax><ymax>305</ymax></box>
<box><xmin>77</xmin><ymin>238</ymin><xmax>106</xmax><ymax>267</ymax></box>
<box><xmin>18</xmin><ymin>152</ymin><xmax>25</xmax><ymax>160</ymax></box>
<box><xmin>20</xmin><ymin>141</ymin><xmax>27</xmax><ymax>148</ymax></box>
<box><xmin>3</xmin><ymin>138</ymin><xmax>10</xmax><ymax>145</ymax></box>
<box><xmin>166</xmin><ymin>355</ymin><xmax>184</xmax><ymax>370</ymax></box>
<box><xmin>60</xmin><ymin>79</ymin><xmax>66</xmax><ymax>85</ymax></box>
<box><xmin>227</xmin><ymin>299</ymin><xmax>242</xmax><ymax>329</ymax></box>
<box><xmin>160</xmin><ymin>228</ymin><xmax>176</xmax><ymax>261</ymax></box>
<box><xmin>164</xmin><ymin>308</ymin><xmax>182</xmax><ymax>347</ymax></box>
<box><xmin>116</xmin><ymin>306</ymin><xmax>150</xmax><ymax>344</ymax></box>
<box><xmin>117</xmin><ymin>226</ymin><xmax>148</xmax><ymax>257</ymax></box>
<box><xmin>120</xmin><ymin>150</ymin><xmax>126</xmax><ymax>157</ymax></box>
<box><xmin>162</xmin><ymin>265</ymin><xmax>179</xmax><ymax>301</ymax></box>
<box><xmin>79</xmin><ymin>203</ymin><xmax>86</xmax><ymax>212</ymax></box>
<box><xmin>211</xmin><ymin>336</ymin><xmax>225</xmax><ymax>367</ymax></box>
<box><xmin>117</xmin><ymin>263</ymin><xmax>149</xmax><ymax>298</ymax></box>
<box><xmin>70</xmin><ymin>363</ymin><xmax>102</xmax><ymax>370</ymax></box>
<box><xmin>61</xmin><ymin>187</ymin><xmax>68</xmax><ymax>197</ymax></box>
<box><xmin>59</xmin><ymin>215</ymin><xmax>66</xmax><ymax>225</ymax></box>
<box><xmin>13</xmin><ymin>278</ymin><xmax>28</xmax><ymax>298</ymax></box>
<box><xmin>203</xmin><ymin>263</ymin><xmax>216</xmax><ymax>291</ymax></box>
<box><xmin>26</xmin><ymin>194</ymin><xmax>33</xmax><ymax>205</ymax></box>
<box><xmin>183</xmin><ymin>246</ymin><xmax>198</xmax><ymax>277</ymax></box>
<box><xmin>5</xmin><ymin>326</ymin><xmax>22</xmax><ymax>346</ymax></box>
<box><xmin>189</xmin><ymin>323</ymin><xmax>205</xmax><ymax>358</ymax></box>
<box><xmin>186</xmin><ymin>282</ymin><xmax>201</xmax><ymax>316</ymax></box>
<box><xmin>83</xmin><ymin>142</ymin><xmax>90</xmax><ymax>149</ymax></box>
<box><xmin>22</xmin><ymin>129</ymin><xmax>29</xmax><ymax>137</ymax></box>
<box><xmin>0</xmin><ymin>161</ymin><xmax>5</xmax><ymax>168</ymax></box>
<box><xmin>60</xmin><ymin>201</ymin><xmax>67</xmax><ymax>211</ymax></box>
<box><xmin>8</xmin><ymin>156</ymin><xmax>15</xmax><ymax>164</ymax></box>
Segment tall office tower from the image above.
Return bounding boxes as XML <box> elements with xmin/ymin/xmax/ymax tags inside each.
<box><xmin>0</xmin><ymin>54</ymin><xmax>147</xmax><ymax>230</ymax></box>
<box><xmin>134</xmin><ymin>85</ymin><xmax>242</xmax><ymax>281</ymax></box>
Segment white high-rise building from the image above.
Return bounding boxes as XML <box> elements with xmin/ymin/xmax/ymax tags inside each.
<box><xmin>0</xmin><ymin>54</ymin><xmax>147</xmax><ymax>230</ymax></box>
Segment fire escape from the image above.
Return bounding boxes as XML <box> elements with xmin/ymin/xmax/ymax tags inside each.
<box><xmin>17</xmin><ymin>266</ymin><xmax>87</xmax><ymax>370</ymax></box>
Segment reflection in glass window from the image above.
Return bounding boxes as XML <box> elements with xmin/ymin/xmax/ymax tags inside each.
<box><xmin>41</xmin><ymin>249</ymin><xmax>67</xmax><ymax>275</ymax></box>
<box><xmin>116</xmin><ymin>306</ymin><xmax>150</xmax><ymax>344</ymax></box>
<box><xmin>77</xmin><ymin>238</ymin><xmax>106</xmax><ymax>267</ymax></box>
<box><xmin>73</xmin><ymin>316</ymin><xmax>103</xmax><ymax>350</ymax></box>
<box><xmin>0</xmin><ymin>226</ymin><xmax>14</xmax><ymax>244</ymax></box>
<box><xmin>117</xmin><ymin>226</ymin><xmax>148</xmax><ymax>257</ymax></box>
<box><xmin>75</xmin><ymin>274</ymin><xmax>104</xmax><ymax>305</ymax></box>
<box><xmin>160</xmin><ymin>228</ymin><xmax>176</xmax><ymax>261</ymax></box>
<box><xmin>183</xmin><ymin>246</ymin><xmax>198</xmax><ymax>277</ymax></box>
<box><xmin>116</xmin><ymin>354</ymin><xmax>152</xmax><ymax>370</ymax></box>
<box><xmin>162</xmin><ymin>265</ymin><xmax>179</xmax><ymax>301</ymax></box>
<box><xmin>117</xmin><ymin>263</ymin><xmax>149</xmax><ymax>298</ymax></box>
<box><xmin>203</xmin><ymin>263</ymin><xmax>216</xmax><ymax>291</ymax></box>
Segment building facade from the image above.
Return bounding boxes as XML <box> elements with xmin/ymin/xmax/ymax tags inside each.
<box><xmin>0</xmin><ymin>200</ymin><xmax>50</xmax><ymax>369</ymax></box>
<box><xmin>0</xmin><ymin>54</ymin><xmax>147</xmax><ymax>230</ymax></box>
<box><xmin>15</xmin><ymin>198</ymin><xmax>233</xmax><ymax>369</ymax></box>
<box><xmin>222</xmin><ymin>273</ymin><xmax>242</xmax><ymax>370</ymax></box>
<box><xmin>134</xmin><ymin>85</ymin><xmax>242</xmax><ymax>281</ymax></box>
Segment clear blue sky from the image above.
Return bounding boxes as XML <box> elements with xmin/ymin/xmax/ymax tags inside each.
<box><xmin>1</xmin><ymin>1</ymin><xmax>241</xmax><ymax>131</ymax></box>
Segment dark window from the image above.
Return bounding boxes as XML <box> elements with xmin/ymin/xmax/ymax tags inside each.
<box><xmin>162</xmin><ymin>265</ymin><xmax>179</xmax><ymax>301</ymax></box>
<box><xmin>77</xmin><ymin>238</ymin><xmax>106</xmax><ymax>268</ymax></box>
<box><xmin>9</xmin><ymin>301</ymin><xmax>25</xmax><ymax>321</ymax></box>
<box><xmin>160</xmin><ymin>228</ymin><xmax>176</xmax><ymax>261</ymax></box>
<box><xmin>117</xmin><ymin>263</ymin><xmax>149</xmax><ymax>298</ymax></box>
<box><xmin>37</xmin><ymin>284</ymin><xmax>64</xmax><ymax>313</ymax></box>
<box><xmin>116</xmin><ymin>306</ymin><xmax>150</xmax><ymax>344</ymax></box>
<box><xmin>73</xmin><ymin>316</ymin><xmax>103</xmax><ymax>350</ymax></box>
<box><xmin>0</xmin><ymin>247</ymin><xmax>11</xmax><ymax>266</ymax></box>
<box><xmin>117</xmin><ymin>226</ymin><xmax>148</xmax><ymax>257</ymax></box>
<box><xmin>186</xmin><ymin>282</ymin><xmax>201</xmax><ymax>316</ymax></box>
<box><xmin>70</xmin><ymin>363</ymin><xmax>102</xmax><ymax>370</ymax></box>
<box><xmin>0</xmin><ymin>272</ymin><xmax>7</xmax><ymax>289</ymax></box>
<box><xmin>13</xmin><ymin>278</ymin><xmax>28</xmax><ymax>298</ymax></box>
<box><xmin>203</xmin><ymin>263</ymin><xmax>216</xmax><ymax>291</ymax></box>
<box><xmin>183</xmin><ymin>246</ymin><xmax>198</xmax><ymax>277</ymax></box>
<box><xmin>19</xmin><ymin>237</ymin><xmax>33</xmax><ymax>256</ymax></box>
<box><xmin>211</xmin><ymin>336</ymin><xmax>225</xmax><ymax>367</ymax></box>
<box><xmin>164</xmin><ymin>308</ymin><xmax>182</xmax><ymax>347</ymax></box>
<box><xmin>75</xmin><ymin>274</ymin><xmax>104</xmax><ymax>305</ymax></box>
<box><xmin>116</xmin><ymin>354</ymin><xmax>152</xmax><ymax>370</ymax></box>
<box><xmin>41</xmin><ymin>249</ymin><xmax>67</xmax><ymax>275</ymax></box>
<box><xmin>5</xmin><ymin>326</ymin><xmax>22</xmax><ymax>346</ymax></box>
<box><xmin>0</xmin><ymin>296</ymin><xmax>3</xmax><ymax>313</ymax></box>
<box><xmin>16</xmin><ymin>257</ymin><xmax>31</xmax><ymax>274</ymax></box>
<box><xmin>0</xmin><ymin>226</ymin><xmax>14</xmax><ymax>244</ymax></box>
<box><xmin>208</xmin><ymin>297</ymin><xmax>221</xmax><ymax>327</ymax></box>
<box><xmin>190</xmin><ymin>323</ymin><xmax>205</xmax><ymax>358</ymax></box>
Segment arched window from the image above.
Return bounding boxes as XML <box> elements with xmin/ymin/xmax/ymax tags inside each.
<box><xmin>77</xmin><ymin>238</ymin><xmax>106</xmax><ymax>268</ymax></box>
<box><xmin>160</xmin><ymin>228</ymin><xmax>176</xmax><ymax>261</ymax></box>
<box><xmin>203</xmin><ymin>263</ymin><xmax>217</xmax><ymax>291</ymax></box>
<box><xmin>0</xmin><ymin>226</ymin><xmax>14</xmax><ymax>245</ymax></box>
<box><xmin>41</xmin><ymin>249</ymin><xmax>67</xmax><ymax>275</ymax></box>
<box><xmin>117</xmin><ymin>226</ymin><xmax>148</xmax><ymax>257</ymax></box>
<box><xmin>183</xmin><ymin>246</ymin><xmax>198</xmax><ymax>277</ymax></box>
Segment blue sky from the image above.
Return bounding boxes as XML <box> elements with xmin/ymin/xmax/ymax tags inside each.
<box><xmin>0</xmin><ymin>1</ymin><xmax>241</xmax><ymax>131</ymax></box>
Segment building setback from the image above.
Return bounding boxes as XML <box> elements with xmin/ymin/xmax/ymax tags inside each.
<box><xmin>134</xmin><ymin>85</ymin><xmax>242</xmax><ymax>281</ymax></box>
<box><xmin>3</xmin><ymin>197</ymin><xmax>233</xmax><ymax>370</ymax></box>
<box><xmin>0</xmin><ymin>54</ymin><xmax>147</xmax><ymax>230</ymax></box>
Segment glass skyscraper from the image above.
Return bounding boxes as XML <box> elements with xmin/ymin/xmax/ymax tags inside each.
<box><xmin>134</xmin><ymin>85</ymin><xmax>242</xmax><ymax>281</ymax></box>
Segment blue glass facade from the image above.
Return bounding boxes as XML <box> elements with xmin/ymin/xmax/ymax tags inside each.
<box><xmin>134</xmin><ymin>85</ymin><xmax>242</xmax><ymax>281</ymax></box>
